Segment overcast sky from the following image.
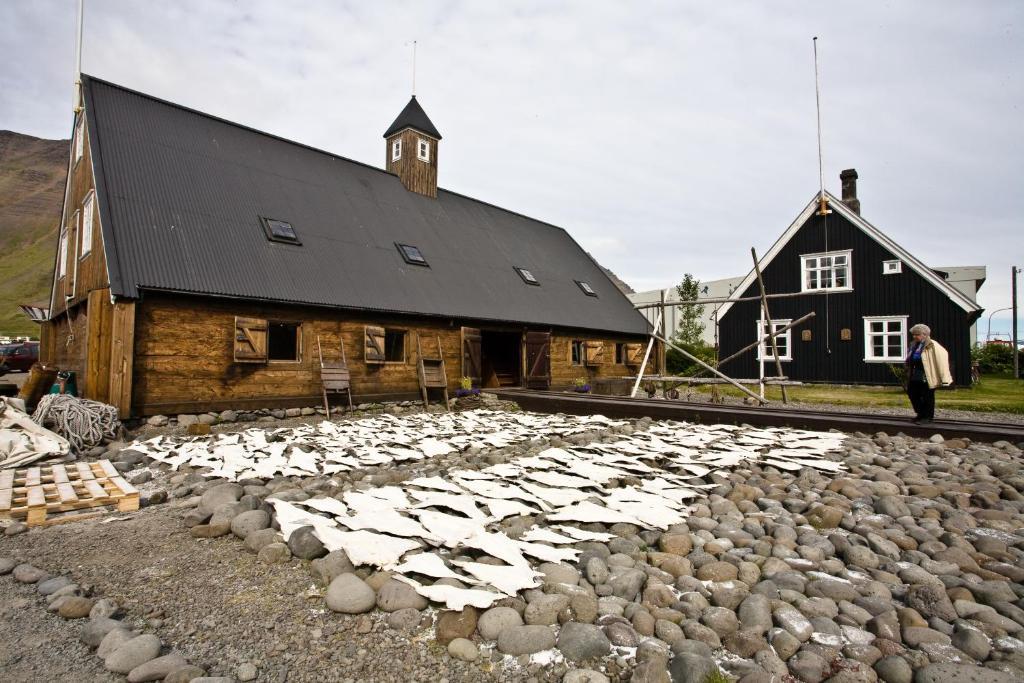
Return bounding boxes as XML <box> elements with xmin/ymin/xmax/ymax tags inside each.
<box><xmin>2</xmin><ymin>1</ymin><xmax>1021</xmax><ymax>337</ymax></box>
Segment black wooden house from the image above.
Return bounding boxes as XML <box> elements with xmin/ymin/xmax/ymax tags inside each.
<box><xmin>717</xmin><ymin>170</ymin><xmax>983</xmax><ymax>386</ymax></box>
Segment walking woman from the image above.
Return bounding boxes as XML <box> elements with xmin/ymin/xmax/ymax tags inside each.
<box><xmin>905</xmin><ymin>323</ymin><xmax>953</xmax><ymax>424</ymax></box>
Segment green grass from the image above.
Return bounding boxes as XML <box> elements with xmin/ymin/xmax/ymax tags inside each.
<box><xmin>691</xmin><ymin>374</ymin><xmax>1024</xmax><ymax>415</ymax></box>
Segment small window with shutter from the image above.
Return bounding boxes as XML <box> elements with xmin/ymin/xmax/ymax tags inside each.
<box><xmin>365</xmin><ymin>326</ymin><xmax>406</xmax><ymax>364</ymax></box>
<box><xmin>392</xmin><ymin>139</ymin><xmax>402</xmax><ymax>161</ymax></box>
<box><xmin>584</xmin><ymin>340</ymin><xmax>605</xmax><ymax>366</ymax></box>
<box><xmin>234</xmin><ymin>317</ymin><xmax>269</xmax><ymax>363</ymax></box>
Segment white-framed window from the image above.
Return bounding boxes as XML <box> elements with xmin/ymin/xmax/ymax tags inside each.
<box><xmin>863</xmin><ymin>315</ymin><xmax>908</xmax><ymax>362</ymax></box>
<box><xmin>80</xmin><ymin>191</ymin><xmax>95</xmax><ymax>256</ymax></box>
<box><xmin>883</xmin><ymin>259</ymin><xmax>902</xmax><ymax>275</ymax></box>
<box><xmin>391</xmin><ymin>139</ymin><xmax>402</xmax><ymax>161</ymax></box>
<box><xmin>58</xmin><ymin>228</ymin><xmax>69</xmax><ymax>278</ymax></box>
<box><xmin>417</xmin><ymin>138</ymin><xmax>430</xmax><ymax>162</ymax></box>
<box><xmin>756</xmin><ymin>319</ymin><xmax>792</xmax><ymax>362</ymax></box>
<box><xmin>801</xmin><ymin>249</ymin><xmax>852</xmax><ymax>292</ymax></box>
<box><xmin>74</xmin><ymin>115</ymin><xmax>85</xmax><ymax>163</ymax></box>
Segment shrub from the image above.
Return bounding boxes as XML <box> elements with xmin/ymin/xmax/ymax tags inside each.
<box><xmin>666</xmin><ymin>340</ymin><xmax>716</xmax><ymax>377</ymax></box>
<box><xmin>972</xmin><ymin>343</ymin><xmax>1020</xmax><ymax>375</ymax></box>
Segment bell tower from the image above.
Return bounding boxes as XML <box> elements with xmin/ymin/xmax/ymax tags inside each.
<box><xmin>384</xmin><ymin>96</ymin><xmax>441</xmax><ymax>199</ymax></box>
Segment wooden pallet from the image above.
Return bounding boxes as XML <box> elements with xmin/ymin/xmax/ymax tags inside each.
<box><xmin>0</xmin><ymin>459</ymin><xmax>139</xmax><ymax>527</ymax></box>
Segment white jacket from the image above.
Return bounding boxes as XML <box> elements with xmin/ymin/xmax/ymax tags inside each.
<box><xmin>920</xmin><ymin>339</ymin><xmax>953</xmax><ymax>389</ymax></box>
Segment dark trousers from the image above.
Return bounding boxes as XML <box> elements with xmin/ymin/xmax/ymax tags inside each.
<box><xmin>907</xmin><ymin>380</ymin><xmax>935</xmax><ymax>420</ymax></box>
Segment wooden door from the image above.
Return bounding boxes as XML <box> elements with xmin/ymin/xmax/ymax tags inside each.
<box><xmin>524</xmin><ymin>331</ymin><xmax>551</xmax><ymax>389</ymax></box>
<box><xmin>461</xmin><ymin>327</ymin><xmax>482</xmax><ymax>384</ymax></box>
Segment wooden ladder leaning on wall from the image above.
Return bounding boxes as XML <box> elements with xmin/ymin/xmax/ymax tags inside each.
<box><xmin>317</xmin><ymin>336</ymin><xmax>354</xmax><ymax>420</ymax></box>
<box><xmin>416</xmin><ymin>333</ymin><xmax>450</xmax><ymax>411</ymax></box>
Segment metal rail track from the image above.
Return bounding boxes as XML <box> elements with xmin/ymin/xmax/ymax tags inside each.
<box><xmin>492</xmin><ymin>389</ymin><xmax>1024</xmax><ymax>444</ymax></box>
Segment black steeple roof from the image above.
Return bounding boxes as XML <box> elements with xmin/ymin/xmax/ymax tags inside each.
<box><xmin>383</xmin><ymin>96</ymin><xmax>442</xmax><ymax>140</ymax></box>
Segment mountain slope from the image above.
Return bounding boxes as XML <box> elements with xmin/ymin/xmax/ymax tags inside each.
<box><xmin>0</xmin><ymin>130</ymin><xmax>68</xmax><ymax>336</ymax></box>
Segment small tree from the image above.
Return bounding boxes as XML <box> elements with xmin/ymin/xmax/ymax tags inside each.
<box><xmin>673</xmin><ymin>273</ymin><xmax>705</xmax><ymax>345</ymax></box>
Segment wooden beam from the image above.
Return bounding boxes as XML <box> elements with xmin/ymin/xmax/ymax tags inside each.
<box><xmin>752</xmin><ymin>248</ymin><xmax>788</xmax><ymax>404</ymax></box>
<box><xmin>634</xmin><ymin>289</ymin><xmax>832</xmax><ymax>310</ymax></box>
<box><xmin>653</xmin><ymin>332</ymin><xmax>767</xmax><ymax>404</ymax></box>
<box><xmin>713</xmin><ymin>313</ymin><xmax>816</xmax><ymax>371</ymax></box>
<box><xmin>108</xmin><ymin>299</ymin><xmax>136</xmax><ymax>418</ymax></box>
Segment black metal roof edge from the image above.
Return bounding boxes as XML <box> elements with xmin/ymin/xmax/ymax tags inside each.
<box><xmin>135</xmin><ymin>286</ymin><xmax>649</xmax><ymax>336</ymax></box>
<box><xmin>82</xmin><ymin>76</ymin><xmax>130</xmax><ymax>298</ymax></box>
<box><xmin>81</xmin><ymin>73</ymin><xmax>582</xmax><ymax>239</ymax></box>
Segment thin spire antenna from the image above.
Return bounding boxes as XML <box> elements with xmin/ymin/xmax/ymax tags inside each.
<box><xmin>813</xmin><ymin>36</ymin><xmax>828</xmax><ymax>216</ymax></box>
<box><xmin>74</xmin><ymin>0</ymin><xmax>84</xmax><ymax>112</ymax></box>
<box><xmin>412</xmin><ymin>40</ymin><xmax>417</xmax><ymax>96</ymax></box>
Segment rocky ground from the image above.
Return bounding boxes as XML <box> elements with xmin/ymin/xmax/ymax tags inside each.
<box><xmin>2</xmin><ymin>402</ymin><xmax>1023</xmax><ymax>683</ymax></box>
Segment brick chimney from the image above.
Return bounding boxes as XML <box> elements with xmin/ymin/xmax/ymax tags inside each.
<box><xmin>840</xmin><ymin>168</ymin><xmax>860</xmax><ymax>215</ymax></box>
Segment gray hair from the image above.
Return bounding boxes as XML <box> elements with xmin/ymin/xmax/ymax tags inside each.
<box><xmin>909</xmin><ymin>323</ymin><xmax>931</xmax><ymax>336</ymax></box>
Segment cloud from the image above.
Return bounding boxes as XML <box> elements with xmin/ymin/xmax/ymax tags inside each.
<box><xmin>1</xmin><ymin>0</ymin><xmax>1020</xmax><ymax>316</ymax></box>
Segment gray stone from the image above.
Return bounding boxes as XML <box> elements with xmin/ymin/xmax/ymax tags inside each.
<box><xmin>775</xmin><ymin>604</ymin><xmax>814</xmax><ymax>641</ymax></box>
<box><xmin>105</xmin><ymin>634</ymin><xmax>162</xmax><ymax>674</ymax></box>
<box><xmin>58</xmin><ymin>596</ymin><xmax>95</xmax><ymax>619</ymax></box>
<box><xmin>90</xmin><ymin>598</ymin><xmax>120</xmax><ymax>619</ymax></box>
<box><xmin>176</xmin><ymin>414</ymin><xmax>198</xmax><ymax>427</ymax></box>
<box><xmin>902</xmin><ymin>627</ymin><xmax>951</xmax><ymax>648</ymax></box>
<box><xmin>325</xmin><ymin>573</ymin><xmax>376</xmax><ymax>614</ymax></box>
<box><xmin>525</xmin><ymin>594</ymin><xmax>570</xmax><ymax>626</ymax></box>
<box><xmin>907</xmin><ymin>583</ymin><xmax>958</xmax><ymax>623</ymax></box>
<box><xmin>497</xmin><ymin>624</ymin><xmax>557</xmax><ymax>655</ymax></box>
<box><xmin>0</xmin><ymin>557</ymin><xmax>17</xmax><ymax>574</ymax></box>
<box><xmin>4</xmin><ymin>521</ymin><xmax>28</xmax><ymax>536</ymax></box>
<box><xmin>539</xmin><ymin>561</ymin><xmax>581</xmax><ymax>585</ymax></box>
<box><xmin>244</xmin><ymin>527</ymin><xmax>282</xmax><ymax>553</ymax></box>
<box><xmin>127</xmin><ymin>653</ymin><xmax>189</xmax><ymax>682</ymax></box>
<box><xmin>787</xmin><ymin>650</ymin><xmax>830</xmax><ymax>683</ymax></box>
<box><xmin>12</xmin><ymin>563</ymin><xmax>48</xmax><ymax>583</ymax></box>
<box><xmin>80</xmin><ymin>617</ymin><xmax>125</xmax><ymax>648</ymax></box>
<box><xmin>701</xmin><ymin>606</ymin><xmax>739</xmax><ymax>636</ymax></box>
<box><xmin>950</xmin><ymin>628</ymin><xmax>991</xmax><ymax>661</ymax></box>
<box><xmin>236</xmin><ymin>662</ymin><xmax>258</xmax><ymax>681</ymax></box>
<box><xmin>563</xmin><ymin>670</ymin><xmax>610</xmax><ymax>683</ymax></box>
<box><xmin>436</xmin><ymin>606</ymin><xmax>478</xmax><ymax>645</ymax></box>
<box><xmin>609</xmin><ymin>568</ymin><xmax>647</xmax><ymax>600</ymax></box>
<box><xmin>310</xmin><ymin>549</ymin><xmax>356</xmax><ymax>586</ymax></box>
<box><xmin>287</xmin><ymin>525</ymin><xmax>327</xmax><ymax>560</ymax></box>
<box><xmin>98</xmin><ymin>628</ymin><xmax>135</xmax><ymax>659</ymax></box>
<box><xmin>874</xmin><ymin>655</ymin><xmax>912</xmax><ymax>683</ymax></box>
<box><xmin>230</xmin><ymin>509</ymin><xmax>270</xmax><ymax>539</ymax></box>
<box><xmin>129</xmin><ymin>470</ymin><xmax>153</xmax><ymax>485</ymax></box>
<box><xmin>739</xmin><ymin>593</ymin><xmax>773</xmax><ymax>635</ymax></box>
<box><xmin>769</xmin><ymin>628</ymin><xmax>801</xmax><ymax>660</ymax></box>
<box><xmin>557</xmin><ymin>621</ymin><xmax>611</xmax><ymax>662</ymax></box>
<box><xmin>37</xmin><ymin>575</ymin><xmax>73</xmax><ymax>595</ymax></box>
<box><xmin>603</xmin><ymin>621</ymin><xmax>640</xmax><ymax>647</ymax></box>
<box><xmin>164</xmin><ymin>665</ymin><xmax>207</xmax><ymax>683</ymax></box>
<box><xmin>387</xmin><ymin>607</ymin><xmax>422</xmax><ymax>632</ymax></box>
<box><xmin>478</xmin><ymin>606</ymin><xmax>523</xmax><ymax>640</ymax></box>
<box><xmin>146</xmin><ymin>415</ymin><xmax>168</xmax><ymax>426</ymax></box>
<box><xmin>448</xmin><ymin>637</ymin><xmax>479</xmax><ymax>662</ymax></box>
<box><xmin>197</xmin><ymin>483</ymin><xmax>243</xmax><ymax>515</ymax></box>
<box><xmin>913</xmin><ymin>663</ymin><xmax>1015</xmax><ymax>683</ymax></box>
<box><xmin>586</xmin><ymin>557</ymin><xmax>610</xmax><ymax>586</ymax></box>
<box><xmin>668</xmin><ymin>653</ymin><xmax>719</xmax><ymax>683</ymax></box>
<box><xmin>376</xmin><ymin>578</ymin><xmax>428</xmax><ymax>611</ymax></box>
<box><xmin>257</xmin><ymin>542</ymin><xmax>291</xmax><ymax>564</ymax></box>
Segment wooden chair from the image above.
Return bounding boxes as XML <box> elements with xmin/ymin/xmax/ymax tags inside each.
<box><xmin>317</xmin><ymin>336</ymin><xmax>353</xmax><ymax>419</ymax></box>
<box><xmin>417</xmin><ymin>334</ymin><xmax>449</xmax><ymax>411</ymax></box>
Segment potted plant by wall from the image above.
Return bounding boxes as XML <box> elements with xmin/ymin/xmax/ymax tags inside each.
<box><xmin>455</xmin><ymin>376</ymin><xmax>481</xmax><ymax>398</ymax></box>
<box><xmin>572</xmin><ymin>377</ymin><xmax>591</xmax><ymax>393</ymax></box>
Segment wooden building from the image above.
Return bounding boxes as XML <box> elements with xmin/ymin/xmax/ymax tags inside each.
<box><xmin>717</xmin><ymin>170</ymin><xmax>983</xmax><ymax>386</ymax></box>
<box><xmin>41</xmin><ymin>76</ymin><xmax>651</xmax><ymax>417</ymax></box>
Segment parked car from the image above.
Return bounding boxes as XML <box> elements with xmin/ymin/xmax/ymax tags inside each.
<box><xmin>0</xmin><ymin>342</ymin><xmax>39</xmax><ymax>374</ymax></box>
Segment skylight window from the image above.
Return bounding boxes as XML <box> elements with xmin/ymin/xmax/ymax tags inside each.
<box><xmin>575</xmin><ymin>280</ymin><xmax>597</xmax><ymax>297</ymax></box>
<box><xmin>261</xmin><ymin>217</ymin><xmax>301</xmax><ymax>245</ymax></box>
<box><xmin>515</xmin><ymin>267</ymin><xmax>539</xmax><ymax>285</ymax></box>
<box><xmin>397</xmin><ymin>243</ymin><xmax>428</xmax><ymax>266</ymax></box>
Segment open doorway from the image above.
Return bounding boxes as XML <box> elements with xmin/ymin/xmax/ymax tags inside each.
<box><xmin>481</xmin><ymin>331</ymin><xmax>521</xmax><ymax>387</ymax></box>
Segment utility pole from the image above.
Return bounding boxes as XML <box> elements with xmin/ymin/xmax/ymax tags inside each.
<box><xmin>1013</xmin><ymin>265</ymin><xmax>1020</xmax><ymax>379</ymax></box>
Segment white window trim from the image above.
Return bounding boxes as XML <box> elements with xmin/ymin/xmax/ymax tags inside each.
<box><xmin>417</xmin><ymin>137</ymin><xmax>430</xmax><ymax>162</ymax></box>
<box><xmin>800</xmin><ymin>249</ymin><xmax>853</xmax><ymax>293</ymax></box>
<box><xmin>863</xmin><ymin>315</ymin><xmax>909</xmax><ymax>362</ymax></box>
<box><xmin>74</xmin><ymin>115</ymin><xmax>85</xmax><ymax>163</ymax></box>
<box><xmin>882</xmin><ymin>259</ymin><xmax>902</xmax><ymax>275</ymax></box>
<box><xmin>58</xmin><ymin>228</ymin><xmax>69</xmax><ymax>278</ymax></box>
<box><xmin>391</xmin><ymin>139</ymin><xmax>402</xmax><ymax>161</ymax></box>
<box><xmin>80</xmin><ymin>191</ymin><xmax>95</xmax><ymax>257</ymax></box>
<box><xmin>756</xmin><ymin>319</ymin><xmax>792</xmax><ymax>362</ymax></box>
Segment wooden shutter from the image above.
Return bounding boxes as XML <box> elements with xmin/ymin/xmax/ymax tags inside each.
<box><xmin>625</xmin><ymin>343</ymin><xmax>644</xmax><ymax>366</ymax></box>
<box><xmin>584</xmin><ymin>340</ymin><xmax>605</xmax><ymax>366</ymax></box>
<box><xmin>461</xmin><ymin>327</ymin><xmax>482</xmax><ymax>382</ymax></box>
<box><xmin>365</xmin><ymin>325</ymin><xmax>386</xmax><ymax>364</ymax></box>
<box><xmin>524</xmin><ymin>331</ymin><xmax>551</xmax><ymax>389</ymax></box>
<box><xmin>234</xmin><ymin>316</ymin><xmax>268</xmax><ymax>363</ymax></box>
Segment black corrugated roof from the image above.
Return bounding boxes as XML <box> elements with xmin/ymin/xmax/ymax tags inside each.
<box><xmin>383</xmin><ymin>96</ymin><xmax>442</xmax><ymax>139</ymax></box>
<box><xmin>82</xmin><ymin>75</ymin><xmax>650</xmax><ymax>335</ymax></box>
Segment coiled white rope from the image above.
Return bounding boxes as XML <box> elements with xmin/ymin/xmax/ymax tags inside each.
<box><xmin>32</xmin><ymin>394</ymin><xmax>121</xmax><ymax>454</ymax></box>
